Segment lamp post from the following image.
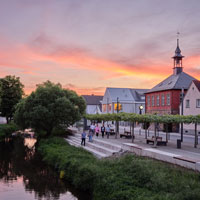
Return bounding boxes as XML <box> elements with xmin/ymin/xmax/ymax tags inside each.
<box><xmin>139</xmin><ymin>105</ymin><xmax>143</xmax><ymax>115</ymax></box>
<box><xmin>139</xmin><ymin>105</ymin><xmax>143</xmax><ymax>135</ymax></box>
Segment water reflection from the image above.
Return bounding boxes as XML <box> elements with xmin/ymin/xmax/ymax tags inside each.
<box><xmin>0</xmin><ymin>138</ymin><xmax>88</xmax><ymax>200</ymax></box>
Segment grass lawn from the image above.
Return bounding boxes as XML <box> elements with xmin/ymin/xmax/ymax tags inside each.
<box><xmin>38</xmin><ymin>137</ymin><xmax>200</xmax><ymax>200</ymax></box>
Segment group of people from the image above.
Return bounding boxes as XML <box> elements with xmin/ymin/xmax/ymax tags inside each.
<box><xmin>81</xmin><ymin>123</ymin><xmax>111</xmax><ymax>146</ymax></box>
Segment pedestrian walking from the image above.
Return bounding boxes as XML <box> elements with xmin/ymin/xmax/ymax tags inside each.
<box><xmin>95</xmin><ymin>124</ymin><xmax>100</xmax><ymax>137</ymax></box>
<box><xmin>81</xmin><ymin>130</ymin><xmax>86</xmax><ymax>146</ymax></box>
<box><xmin>88</xmin><ymin>130</ymin><xmax>93</xmax><ymax>142</ymax></box>
<box><xmin>101</xmin><ymin>125</ymin><xmax>105</xmax><ymax>138</ymax></box>
<box><xmin>90</xmin><ymin>123</ymin><xmax>95</xmax><ymax>136</ymax></box>
<box><xmin>106</xmin><ymin>125</ymin><xmax>110</xmax><ymax>139</ymax></box>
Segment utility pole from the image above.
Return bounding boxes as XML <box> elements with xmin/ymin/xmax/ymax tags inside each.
<box><xmin>117</xmin><ymin>97</ymin><xmax>119</xmax><ymax>114</ymax></box>
<box><xmin>115</xmin><ymin>97</ymin><xmax>119</xmax><ymax>139</ymax></box>
<box><xmin>107</xmin><ymin>97</ymin><xmax>109</xmax><ymax>126</ymax></box>
<box><xmin>181</xmin><ymin>88</ymin><xmax>184</xmax><ymax>142</ymax></box>
<box><xmin>107</xmin><ymin>98</ymin><xmax>109</xmax><ymax>114</ymax></box>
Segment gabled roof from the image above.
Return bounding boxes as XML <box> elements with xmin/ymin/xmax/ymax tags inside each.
<box><xmin>106</xmin><ymin>88</ymin><xmax>148</xmax><ymax>102</ymax></box>
<box><xmin>193</xmin><ymin>80</ymin><xmax>200</xmax><ymax>92</ymax></box>
<box><xmin>146</xmin><ymin>72</ymin><xmax>196</xmax><ymax>93</ymax></box>
<box><xmin>130</xmin><ymin>89</ymin><xmax>149</xmax><ymax>101</ymax></box>
<box><xmin>82</xmin><ymin>95</ymin><xmax>103</xmax><ymax>105</ymax></box>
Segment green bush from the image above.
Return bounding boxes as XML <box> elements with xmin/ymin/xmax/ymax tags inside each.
<box><xmin>38</xmin><ymin>137</ymin><xmax>200</xmax><ymax>200</ymax></box>
<box><xmin>0</xmin><ymin>123</ymin><xmax>18</xmax><ymax>141</ymax></box>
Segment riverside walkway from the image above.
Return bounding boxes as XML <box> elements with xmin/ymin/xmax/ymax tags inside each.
<box><xmin>68</xmin><ymin>125</ymin><xmax>200</xmax><ymax>172</ymax></box>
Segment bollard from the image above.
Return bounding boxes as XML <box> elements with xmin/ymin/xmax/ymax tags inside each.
<box><xmin>177</xmin><ymin>139</ymin><xmax>181</xmax><ymax>149</ymax></box>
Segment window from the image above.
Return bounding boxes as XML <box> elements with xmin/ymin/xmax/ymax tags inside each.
<box><xmin>196</xmin><ymin>99</ymin><xmax>200</xmax><ymax>108</ymax></box>
<box><xmin>108</xmin><ymin>104</ymin><xmax>111</xmax><ymax>112</ymax></box>
<box><xmin>147</xmin><ymin>96</ymin><xmax>150</xmax><ymax>106</ymax></box>
<box><xmin>152</xmin><ymin>95</ymin><xmax>154</xmax><ymax>106</ymax></box>
<box><xmin>167</xmin><ymin>94</ymin><xmax>170</xmax><ymax>105</ymax></box>
<box><xmin>156</xmin><ymin>95</ymin><xmax>160</xmax><ymax>106</ymax></box>
<box><xmin>161</xmin><ymin>94</ymin><xmax>165</xmax><ymax>106</ymax></box>
<box><xmin>186</xmin><ymin>100</ymin><xmax>190</xmax><ymax>108</ymax></box>
<box><xmin>103</xmin><ymin>104</ymin><xmax>107</xmax><ymax>112</ymax></box>
<box><xmin>114</xmin><ymin>103</ymin><xmax>122</xmax><ymax>111</ymax></box>
<box><xmin>104</xmin><ymin>104</ymin><xmax>111</xmax><ymax>112</ymax></box>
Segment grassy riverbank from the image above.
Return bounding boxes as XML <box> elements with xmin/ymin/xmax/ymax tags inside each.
<box><xmin>38</xmin><ymin>137</ymin><xmax>200</xmax><ymax>200</ymax></box>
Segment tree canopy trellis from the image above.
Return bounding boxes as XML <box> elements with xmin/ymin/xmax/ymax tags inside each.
<box><xmin>86</xmin><ymin>113</ymin><xmax>200</xmax><ymax>148</ymax></box>
<box><xmin>85</xmin><ymin>113</ymin><xmax>200</xmax><ymax>124</ymax></box>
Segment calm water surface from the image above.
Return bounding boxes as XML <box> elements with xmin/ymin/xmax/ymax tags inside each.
<box><xmin>0</xmin><ymin>138</ymin><xmax>89</xmax><ymax>200</ymax></box>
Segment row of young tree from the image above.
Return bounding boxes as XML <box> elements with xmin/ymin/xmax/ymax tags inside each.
<box><xmin>0</xmin><ymin>75</ymin><xmax>86</xmax><ymax>138</ymax></box>
<box><xmin>85</xmin><ymin>113</ymin><xmax>199</xmax><ymax>148</ymax></box>
<box><xmin>85</xmin><ymin>113</ymin><xmax>200</xmax><ymax>124</ymax></box>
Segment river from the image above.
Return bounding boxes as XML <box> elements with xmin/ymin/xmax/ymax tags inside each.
<box><xmin>0</xmin><ymin>137</ymin><xmax>90</xmax><ymax>200</ymax></box>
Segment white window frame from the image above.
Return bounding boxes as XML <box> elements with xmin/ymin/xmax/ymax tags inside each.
<box><xmin>147</xmin><ymin>96</ymin><xmax>150</xmax><ymax>106</ymax></box>
<box><xmin>152</xmin><ymin>95</ymin><xmax>154</xmax><ymax>106</ymax></box>
<box><xmin>167</xmin><ymin>94</ymin><xmax>170</xmax><ymax>105</ymax></box>
<box><xmin>156</xmin><ymin>95</ymin><xmax>160</xmax><ymax>106</ymax></box>
<box><xmin>161</xmin><ymin>94</ymin><xmax>165</xmax><ymax>106</ymax></box>
<box><xmin>186</xmin><ymin>99</ymin><xmax>190</xmax><ymax>108</ymax></box>
<box><xmin>196</xmin><ymin>99</ymin><xmax>200</xmax><ymax>108</ymax></box>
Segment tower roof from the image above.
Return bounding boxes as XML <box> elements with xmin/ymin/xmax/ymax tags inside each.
<box><xmin>145</xmin><ymin>72</ymin><xmax>196</xmax><ymax>94</ymax></box>
<box><xmin>172</xmin><ymin>39</ymin><xmax>184</xmax><ymax>58</ymax></box>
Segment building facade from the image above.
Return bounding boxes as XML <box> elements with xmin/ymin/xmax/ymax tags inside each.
<box><xmin>82</xmin><ymin>95</ymin><xmax>103</xmax><ymax>114</ymax></box>
<box><xmin>145</xmin><ymin>39</ymin><xmax>196</xmax><ymax>131</ymax></box>
<box><xmin>145</xmin><ymin>39</ymin><xmax>196</xmax><ymax>115</ymax></box>
<box><xmin>102</xmin><ymin>88</ymin><xmax>148</xmax><ymax>114</ymax></box>
<box><xmin>182</xmin><ymin>80</ymin><xmax>200</xmax><ymax>134</ymax></box>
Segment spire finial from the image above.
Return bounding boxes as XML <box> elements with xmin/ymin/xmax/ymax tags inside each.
<box><xmin>177</xmin><ymin>31</ymin><xmax>180</xmax><ymax>47</ymax></box>
<box><xmin>172</xmin><ymin>32</ymin><xmax>184</xmax><ymax>74</ymax></box>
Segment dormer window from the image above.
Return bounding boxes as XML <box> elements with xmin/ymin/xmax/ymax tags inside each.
<box><xmin>168</xmin><ymin>81</ymin><xmax>172</xmax><ymax>85</ymax></box>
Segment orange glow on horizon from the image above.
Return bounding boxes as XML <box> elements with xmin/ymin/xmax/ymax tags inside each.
<box><xmin>0</xmin><ymin>41</ymin><xmax>200</xmax><ymax>96</ymax></box>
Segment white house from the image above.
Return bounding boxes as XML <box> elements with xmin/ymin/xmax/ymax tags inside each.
<box><xmin>0</xmin><ymin>117</ymin><xmax>6</xmax><ymax>124</ymax></box>
<box><xmin>102</xmin><ymin>88</ymin><xmax>148</xmax><ymax>114</ymax></box>
<box><xmin>82</xmin><ymin>95</ymin><xmax>103</xmax><ymax>114</ymax></box>
<box><xmin>82</xmin><ymin>95</ymin><xmax>103</xmax><ymax>129</ymax></box>
<box><xmin>182</xmin><ymin>80</ymin><xmax>200</xmax><ymax>134</ymax></box>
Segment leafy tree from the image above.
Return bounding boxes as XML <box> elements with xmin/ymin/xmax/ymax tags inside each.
<box><xmin>0</xmin><ymin>75</ymin><xmax>24</xmax><ymax>123</ymax></box>
<box><xmin>14</xmin><ymin>81</ymin><xmax>86</xmax><ymax>137</ymax></box>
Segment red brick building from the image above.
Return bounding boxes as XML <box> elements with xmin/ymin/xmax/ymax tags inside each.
<box><xmin>145</xmin><ymin>39</ymin><xmax>196</xmax><ymax>117</ymax></box>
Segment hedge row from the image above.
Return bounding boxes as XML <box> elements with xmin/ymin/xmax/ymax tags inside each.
<box><xmin>38</xmin><ymin>137</ymin><xmax>200</xmax><ymax>200</ymax></box>
<box><xmin>85</xmin><ymin>113</ymin><xmax>200</xmax><ymax>124</ymax></box>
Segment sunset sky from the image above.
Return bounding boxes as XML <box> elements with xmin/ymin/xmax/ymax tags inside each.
<box><xmin>1</xmin><ymin>0</ymin><xmax>200</xmax><ymax>95</ymax></box>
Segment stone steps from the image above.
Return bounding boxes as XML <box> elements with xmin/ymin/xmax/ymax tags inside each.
<box><xmin>69</xmin><ymin>135</ymin><xmax>122</xmax><ymax>152</ymax></box>
<box><xmin>68</xmin><ymin>135</ymin><xmax>117</xmax><ymax>155</ymax></box>
<box><xmin>92</xmin><ymin>137</ymin><xmax>122</xmax><ymax>151</ymax></box>
<box><xmin>65</xmin><ymin>138</ymin><xmax>107</xmax><ymax>158</ymax></box>
<box><xmin>66</xmin><ymin>134</ymin><xmax>122</xmax><ymax>158</ymax></box>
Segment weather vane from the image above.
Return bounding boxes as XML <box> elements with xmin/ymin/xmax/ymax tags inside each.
<box><xmin>177</xmin><ymin>31</ymin><xmax>180</xmax><ymax>39</ymax></box>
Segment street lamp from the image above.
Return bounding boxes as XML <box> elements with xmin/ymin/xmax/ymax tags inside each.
<box><xmin>139</xmin><ymin>105</ymin><xmax>143</xmax><ymax>115</ymax></box>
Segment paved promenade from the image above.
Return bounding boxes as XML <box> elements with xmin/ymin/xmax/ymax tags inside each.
<box><xmin>71</xmin><ymin>125</ymin><xmax>200</xmax><ymax>171</ymax></box>
<box><xmin>107</xmin><ymin>127</ymin><xmax>200</xmax><ymax>156</ymax></box>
